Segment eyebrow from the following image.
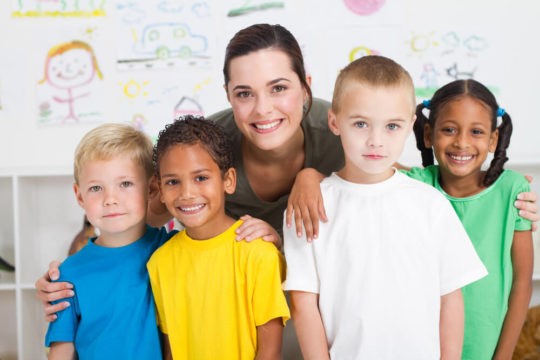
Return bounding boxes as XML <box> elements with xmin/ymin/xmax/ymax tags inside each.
<box><xmin>232</xmin><ymin>77</ymin><xmax>291</xmax><ymax>91</ymax></box>
<box><xmin>160</xmin><ymin>168</ymin><xmax>211</xmax><ymax>178</ymax></box>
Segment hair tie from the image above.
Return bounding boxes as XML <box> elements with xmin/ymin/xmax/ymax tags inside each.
<box><xmin>497</xmin><ymin>107</ymin><xmax>505</xmax><ymax>117</ymax></box>
<box><xmin>422</xmin><ymin>99</ymin><xmax>431</xmax><ymax>109</ymax></box>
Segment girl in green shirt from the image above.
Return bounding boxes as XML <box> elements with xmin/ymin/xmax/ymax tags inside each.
<box><xmin>410</xmin><ymin>79</ymin><xmax>532</xmax><ymax>359</ymax></box>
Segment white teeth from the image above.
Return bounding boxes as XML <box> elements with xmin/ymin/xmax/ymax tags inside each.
<box><xmin>254</xmin><ymin>120</ymin><xmax>280</xmax><ymax>130</ymax></box>
<box><xmin>450</xmin><ymin>154</ymin><xmax>473</xmax><ymax>161</ymax></box>
<box><xmin>180</xmin><ymin>204</ymin><xmax>204</xmax><ymax>212</ymax></box>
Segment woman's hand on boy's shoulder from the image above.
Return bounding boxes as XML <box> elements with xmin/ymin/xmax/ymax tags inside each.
<box><xmin>236</xmin><ymin>215</ymin><xmax>282</xmax><ymax>249</ymax></box>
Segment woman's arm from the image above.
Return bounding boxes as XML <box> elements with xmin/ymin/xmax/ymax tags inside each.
<box><xmin>290</xmin><ymin>290</ymin><xmax>330</xmax><ymax>360</ymax></box>
<box><xmin>492</xmin><ymin>230</ymin><xmax>533</xmax><ymax>360</ymax></box>
<box><xmin>255</xmin><ymin>318</ymin><xmax>283</xmax><ymax>360</ymax></box>
<box><xmin>440</xmin><ymin>289</ymin><xmax>464</xmax><ymax>360</ymax></box>
<box><xmin>35</xmin><ymin>261</ymin><xmax>74</xmax><ymax>322</ymax></box>
<box><xmin>286</xmin><ymin>168</ymin><xmax>327</xmax><ymax>242</ymax></box>
<box><xmin>48</xmin><ymin>342</ymin><xmax>76</xmax><ymax>360</ymax></box>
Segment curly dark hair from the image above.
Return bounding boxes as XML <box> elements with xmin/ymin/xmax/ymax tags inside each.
<box><xmin>153</xmin><ymin>115</ymin><xmax>233</xmax><ymax>177</ymax></box>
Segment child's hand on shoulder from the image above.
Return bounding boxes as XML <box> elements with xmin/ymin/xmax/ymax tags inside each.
<box><xmin>236</xmin><ymin>215</ymin><xmax>282</xmax><ymax>249</ymax></box>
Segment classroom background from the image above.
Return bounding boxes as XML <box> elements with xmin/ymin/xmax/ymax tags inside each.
<box><xmin>0</xmin><ymin>0</ymin><xmax>539</xmax><ymax>359</ymax></box>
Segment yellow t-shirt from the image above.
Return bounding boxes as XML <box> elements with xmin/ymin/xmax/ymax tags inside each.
<box><xmin>147</xmin><ymin>220</ymin><xmax>290</xmax><ymax>360</ymax></box>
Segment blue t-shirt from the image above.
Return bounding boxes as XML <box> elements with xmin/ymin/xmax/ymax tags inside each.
<box><xmin>45</xmin><ymin>226</ymin><xmax>174</xmax><ymax>359</ymax></box>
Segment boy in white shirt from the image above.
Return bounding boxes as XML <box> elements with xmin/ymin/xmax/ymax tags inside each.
<box><xmin>283</xmin><ymin>55</ymin><xmax>487</xmax><ymax>360</ymax></box>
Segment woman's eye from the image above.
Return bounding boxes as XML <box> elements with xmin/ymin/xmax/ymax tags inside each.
<box><xmin>236</xmin><ymin>91</ymin><xmax>251</xmax><ymax>98</ymax></box>
<box><xmin>272</xmin><ymin>85</ymin><xmax>286</xmax><ymax>93</ymax></box>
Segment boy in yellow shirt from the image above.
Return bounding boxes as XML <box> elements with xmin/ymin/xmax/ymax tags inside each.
<box><xmin>147</xmin><ymin>115</ymin><xmax>290</xmax><ymax>359</ymax></box>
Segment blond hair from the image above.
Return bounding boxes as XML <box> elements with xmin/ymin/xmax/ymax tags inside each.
<box><xmin>332</xmin><ymin>55</ymin><xmax>415</xmax><ymax>114</ymax></box>
<box><xmin>74</xmin><ymin>123</ymin><xmax>153</xmax><ymax>184</ymax></box>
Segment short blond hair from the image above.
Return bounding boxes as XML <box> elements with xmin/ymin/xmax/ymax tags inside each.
<box><xmin>74</xmin><ymin>123</ymin><xmax>153</xmax><ymax>184</ymax></box>
<box><xmin>332</xmin><ymin>55</ymin><xmax>415</xmax><ymax>114</ymax></box>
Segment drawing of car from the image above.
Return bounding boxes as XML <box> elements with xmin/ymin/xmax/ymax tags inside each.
<box><xmin>134</xmin><ymin>22</ymin><xmax>208</xmax><ymax>60</ymax></box>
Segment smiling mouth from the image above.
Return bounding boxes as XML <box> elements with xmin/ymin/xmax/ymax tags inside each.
<box><xmin>448</xmin><ymin>154</ymin><xmax>474</xmax><ymax>162</ymax></box>
<box><xmin>252</xmin><ymin>119</ymin><xmax>282</xmax><ymax>132</ymax></box>
<box><xmin>179</xmin><ymin>204</ymin><xmax>205</xmax><ymax>214</ymax></box>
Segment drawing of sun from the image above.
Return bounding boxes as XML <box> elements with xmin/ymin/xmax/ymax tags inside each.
<box><xmin>406</xmin><ymin>32</ymin><xmax>439</xmax><ymax>56</ymax></box>
<box><xmin>119</xmin><ymin>79</ymin><xmax>149</xmax><ymax>99</ymax></box>
<box><xmin>343</xmin><ymin>0</ymin><xmax>385</xmax><ymax>15</ymax></box>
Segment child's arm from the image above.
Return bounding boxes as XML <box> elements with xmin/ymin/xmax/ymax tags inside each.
<box><xmin>235</xmin><ymin>215</ymin><xmax>282</xmax><ymax>249</ymax></box>
<box><xmin>161</xmin><ymin>333</ymin><xmax>172</xmax><ymax>360</ymax></box>
<box><xmin>255</xmin><ymin>318</ymin><xmax>283</xmax><ymax>360</ymax></box>
<box><xmin>48</xmin><ymin>342</ymin><xmax>76</xmax><ymax>360</ymax></box>
<box><xmin>439</xmin><ymin>289</ymin><xmax>464</xmax><ymax>360</ymax></box>
<box><xmin>285</xmin><ymin>168</ymin><xmax>327</xmax><ymax>242</ymax></box>
<box><xmin>290</xmin><ymin>290</ymin><xmax>330</xmax><ymax>360</ymax></box>
<box><xmin>492</xmin><ymin>230</ymin><xmax>533</xmax><ymax>360</ymax></box>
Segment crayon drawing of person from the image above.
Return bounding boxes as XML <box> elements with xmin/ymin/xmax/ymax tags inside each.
<box><xmin>38</xmin><ymin>40</ymin><xmax>103</xmax><ymax>123</ymax></box>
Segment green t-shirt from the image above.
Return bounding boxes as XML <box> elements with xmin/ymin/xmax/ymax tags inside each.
<box><xmin>405</xmin><ymin>165</ymin><xmax>531</xmax><ymax>360</ymax></box>
<box><xmin>208</xmin><ymin>98</ymin><xmax>344</xmax><ymax>237</ymax></box>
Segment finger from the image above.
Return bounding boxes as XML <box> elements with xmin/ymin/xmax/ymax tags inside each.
<box><xmin>285</xmin><ymin>203</ymin><xmax>294</xmax><ymax>228</ymax></box>
<box><xmin>525</xmin><ymin>175</ymin><xmax>534</xmax><ymax>184</ymax></box>
<box><xmin>515</xmin><ymin>200</ymin><xmax>538</xmax><ymax>214</ymax></box>
<box><xmin>301</xmin><ymin>206</ymin><xmax>314</xmax><ymax>242</ymax></box>
<box><xmin>45</xmin><ymin>314</ymin><xmax>58</xmax><ymax>323</ymax></box>
<box><xmin>519</xmin><ymin>210</ymin><xmax>540</xmax><ymax>223</ymax></box>
<box><xmin>48</xmin><ymin>260</ymin><xmax>62</xmax><ymax>281</ymax></box>
<box><xmin>42</xmin><ymin>288</ymin><xmax>75</xmax><ymax>303</ymax></box>
<box><xmin>318</xmin><ymin>199</ymin><xmax>328</xmax><ymax>223</ymax></box>
<box><xmin>293</xmin><ymin>206</ymin><xmax>303</xmax><ymax>238</ymax></box>
<box><xmin>44</xmin><ymin>301</ymin><xmax>71</xmax><ymax>317</ymax></box>
<box><xmin>517</xmin><ymin>192</ymin><xmax>537</xmax><ymax>202</ymax></box>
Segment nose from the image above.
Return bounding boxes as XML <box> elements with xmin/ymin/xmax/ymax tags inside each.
<box><xmin>453</xmin><ymin>132</ymin><xmax>469</xmax><ymax>149</ymax></box>
<box><xmin>103</xmin><ymin>189</ymin><xmax>118</xmax><ymax>206</ymax></box>
<box><xmin>179</xmin><ymin>181</ymin><xmax>195</xmax><ymax>200</ymax></box>
<box><xmin>254</xmin><ymin>94</ymin><xmax>273</xmax><ymax>115</ymax></box>
<box><xmin>367</xmin><ymin>128</ymin><xmax>383</xmax><ymax>147</ymax></box>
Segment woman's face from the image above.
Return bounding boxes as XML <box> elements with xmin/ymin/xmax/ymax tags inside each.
<box><xmin>225</xmin><ymin>49</ymin><xmax>308</xmax><ymax>151</ymax></box>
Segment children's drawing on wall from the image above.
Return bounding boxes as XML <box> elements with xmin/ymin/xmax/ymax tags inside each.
<box><xmin>115</xmin><ymin>0</ymin><xmax>213</xmax><ymax>71</ymax></box>
<box><xmin>37</xmin><ymin>40</ymin><xmax>105</xmax><ymax>125</ymax></box>
<box><xmin>12</xmin><ymin>0</ymin><xmax>106</xmax><ymax>17</ymax></box>
<box><xmin>343</xmin><ymin>0</ymin><xmax>385</xmax><ymax>15</ymax></box>
<box><xmin>307</xmin><ymin>0</ymin><xmax>402</xmax><ymax>26</ymax></box>
<box><xmin>116</xmin><ymin>72</ymin><xmax>219</xmax><ymax>138</ymax></box>
<box><xmin>403</xmin><ymin>29</ymin><xmax>495</xmax><ymax>98</ymax></box>
<box><xmin>226</xmin><ymin>0</ymin><xmax>285</xmax><ymax>17</ymax></box>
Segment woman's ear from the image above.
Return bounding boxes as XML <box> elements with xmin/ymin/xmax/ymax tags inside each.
<box><xmin>223</xmin><ymin>168</ymin><xmax>237</xmax><ymax>195</ymax></box>
<box><xmin>488</xmin><ymin>129</ymin><xmax>499</xmax><ymax>153</ymax></box>
<box><xmin>423</xmin><ymin>123</ymin><xmax>433</xmax><ymax>148</ymax></box>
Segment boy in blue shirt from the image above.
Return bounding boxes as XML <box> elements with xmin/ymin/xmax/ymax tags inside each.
<box><xmin>45</xmin><ymin>123</ymin><xmax>171</xmax><ymax>359</ymax></box>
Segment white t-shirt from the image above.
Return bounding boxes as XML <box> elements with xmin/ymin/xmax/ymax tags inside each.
<box><xmin>283</xmin><ymin>171</ymin><xmax>487</xmax><ymax>360</ymax></box>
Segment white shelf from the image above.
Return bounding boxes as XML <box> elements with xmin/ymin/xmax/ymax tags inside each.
<box><xmin>0</xmin><ymin>171</ymin><xmax>84</xmax><ymax>359</ymax></box>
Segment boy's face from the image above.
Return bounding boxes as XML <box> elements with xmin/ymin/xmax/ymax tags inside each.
<box><xmin>329</xmin><ymin>82</ymin><xmax>416</xmax><ymax>184</ymax></box>
<box><xmin>158</xmin><ymin>143</ymin><xmax>236</xmax><ymax>240</ymax></box>
<box><xmin>73</xmin><ymin>155</ymin><xmax>149</xmax><ymax>245</ymax></box>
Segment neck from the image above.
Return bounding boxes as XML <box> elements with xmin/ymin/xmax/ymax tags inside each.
<box><xmin>439</xmin><ymin>170</ymin><xmax>485</xmax><ymax>197</ymax></box>
<box><xmin>185</xmin><ymin>213</ymin><xmax>236</xmax><ymax>241</ymax></box>
<box><xmin>242</xmin><ymin>128</ymin><xmax>304</xmax><ymax>165</ymax></box>
<box><xmin>94</xmin><ymin>223</ymin><xmax>146</xmax><ymax>248</ymax></box>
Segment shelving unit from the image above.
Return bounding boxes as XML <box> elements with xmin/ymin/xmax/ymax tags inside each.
<box><xmin>0</xmin><ymin>168</ymin><xmax>83</xmax><ymax>360</ymax></box>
